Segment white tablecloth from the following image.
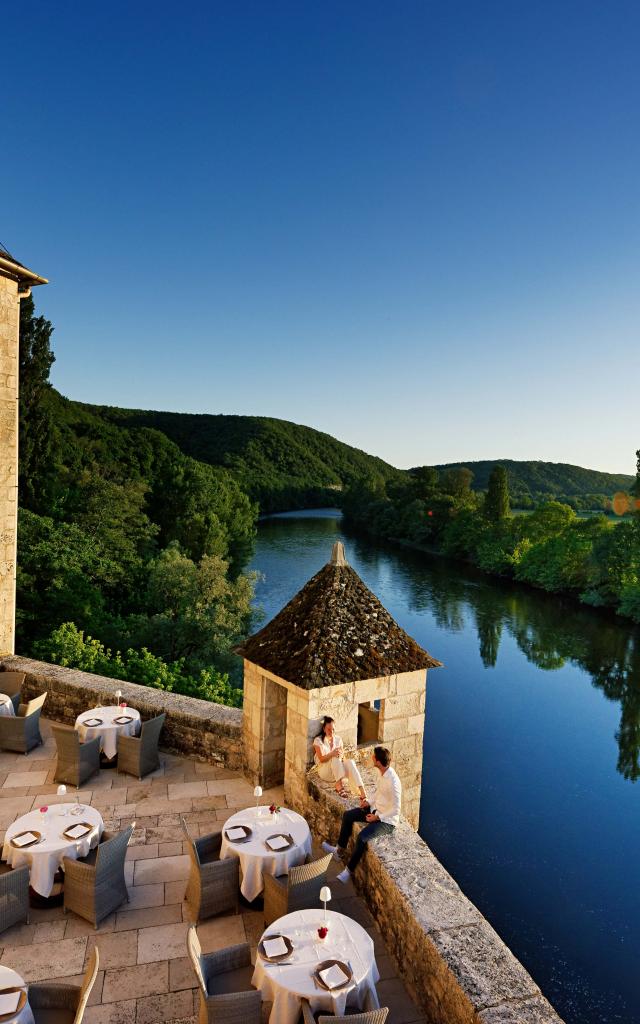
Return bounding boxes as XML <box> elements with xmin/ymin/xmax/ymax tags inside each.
<box><xmin>0</xmin><ymin>965</ymin><xmax>34</xmax><ymax>1024</ymax></box>
<box><xmin>0</xmin><ymin>693</ymin><xmax>15</xmax><ymax>717</ymax></box>
<box><xmin>252</xmin><ymin>908</ymin><xmax>380</xmax><ymax>1024</ymax></box>
<box><xmin>2</xmin><ymin>803</ymin><xmax>104</xmax><ymax>897</ymax></box>
<box><xmin>75</xmin><ymin>705</ymin><xmax>141</xmax><ymax>759</ymax></box>
<box><xmin>220</xmin><ymin>806</ymin><xmax>312</xmax><ymax>901</ymax></box>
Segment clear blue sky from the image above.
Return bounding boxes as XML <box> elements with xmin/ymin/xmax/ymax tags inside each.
<box><xmin>3</xmin><ymin>1</ymin><xmax>639</xmax><ymax>473</ymax></box>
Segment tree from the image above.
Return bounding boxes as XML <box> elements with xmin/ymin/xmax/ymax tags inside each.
<box><xmin>440</xmin><ymin>466</ymin><xmax>474</xmax><ymax>499</ymax></box>
<box><xmin>484</xmin><ymin>466</ymin><xmax>510</xmax><ymax>522</ymax></box>
<box><xmin>18</xmin><ymin>296</ymin><xmax>56</xmax><ymax>510</ymax></box>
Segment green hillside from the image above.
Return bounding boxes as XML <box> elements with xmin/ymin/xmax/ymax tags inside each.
<box><xmin>78</xmin><ymin>404</ymin><xmax>403</xmax><ymax>512</ymax></box>
<box><xmin>434</xmin><ymin>459</ymin><xmax>634</xmax><ymax>510</ymax></box>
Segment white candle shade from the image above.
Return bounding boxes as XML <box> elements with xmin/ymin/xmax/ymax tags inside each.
<box><xmin>254</xmin><ymin>786</ymin><xmax>263</xmax><ymax>797</ymax></box>
<box><xmin>57</xmin><ymin>785</ymin><xmax>67</xmax><ymax>796</ymax></box>
<box><xmin>320</xmin><ymin>886</ymin><xmax>331</xmax><ymax>903</ymax></box>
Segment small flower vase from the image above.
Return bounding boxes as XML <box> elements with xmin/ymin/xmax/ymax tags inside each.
<box><xmin>271</xmin><ymin>811</ymin><xmax>278</xmax><ymax>824</ymax></box>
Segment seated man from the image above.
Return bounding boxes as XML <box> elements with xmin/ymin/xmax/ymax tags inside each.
<box><xmin>322</xmin><ymin>745</ymin><xmax>401</xmax><ymax>883</ymax></box>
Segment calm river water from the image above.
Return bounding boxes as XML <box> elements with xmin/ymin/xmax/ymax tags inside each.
<box><xmin>248</xmin><ymin>510</ymin><xmax>639</xmax><ymax>1024</ymax></box>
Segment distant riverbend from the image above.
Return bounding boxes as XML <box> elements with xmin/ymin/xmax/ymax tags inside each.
<box><xmin>248</xmin><ymin>509</ymin><xmax>640</xmax><ymax>1024</ymax></box>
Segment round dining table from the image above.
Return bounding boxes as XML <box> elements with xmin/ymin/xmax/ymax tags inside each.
<box><xmin>2</xmin><ymin>803</ymin><xmax>104</xmax><ymax>898</ymax></box>
<box><xmin>220</xmin><ymin>806</ymin><xmax>312</xmax><ymax>902</ymax></box>
<box><xmin>0</xmin><ymin>694</ymin><xmax>15</xmax><ymax>717</ymax></box>
<box><xmin>252</xmin><ymin>908</ymin><xmax>380</xmax><ymax>1024</ymax></box>
<box><xmin>0</xmin><ymin>965</ymin><xmax>34</xmax><ymax>1024</ymax></box>
<box><xmin>75</xmin><ymin>705</ymin><xmax>141</xmax><ymax>760</ymax></box>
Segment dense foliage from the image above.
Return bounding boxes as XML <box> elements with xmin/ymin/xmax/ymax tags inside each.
<box><xmin>343</xmin><ymin>459</ymin><xmax>640</xmax><ymax>624</ymax></box>
<box><xmin>17</xmin><ymin>299</ymin><xmax>258</xmax><ymax>702</ymax></box>
<box><xmin>434</xmin><ymin>458</ymin><xmax>634</xmax><ymax>511</ymax></box>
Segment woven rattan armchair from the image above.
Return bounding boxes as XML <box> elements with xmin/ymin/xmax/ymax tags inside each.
<box><xmin>0</xmin><ymin>863</ymin><xmax>30</xmax><ymax>933</ymax></box>
<box><xmin>263</xmin><ymin>852</ymin><xmax>332</xmax><ymax>926</ymax></box>
<box><xmin>188</xmin><ymin>926</ymin><xmax>261</xmax><ymax>1024</ymax></box>
<box><xmin>0</xmin><ymin>691</ymin><xmax>47</xmax><ymax>753</ymax></box>
<box><xmin>63</xmin><ymin>824</ymin><xmax>133</xmax><ymax>928</ymax></box>
<box><xmin>301</xmin><ymin>1001</ymin><xmax>389</xmax><ymax>1024</ymax></box>
<box><xmin>181</xmin><ymin>815</ymin><xmax>239</xmax><ymax>922</ymax></box>
<box><xmin>0</xmin><ymin>670</ymin><xmax>25</xmax><ymax>713</ymax></box>
<box><xmin>52</xmin><ymin>725</ymin><xmax>101</xmax><ymax>788</ymax></box>
<box><xmin>117</xmin><ymin>712</ymin><xmax>165</xmax><ymax>779</ymax></box>
<box><xmin>29</xmin><ymin>946</ymin><xmax>99</xmax><ymax>1024</ymax></box>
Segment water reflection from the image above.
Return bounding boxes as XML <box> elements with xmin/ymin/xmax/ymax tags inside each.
<box><xmin>390</xmin><ymin>548</ymin><xmax>640</xmax><ymax>782</ymax></box>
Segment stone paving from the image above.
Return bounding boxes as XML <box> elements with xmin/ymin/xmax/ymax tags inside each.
<box><xmin>0</xmin><ymin>718</ymin><xmax>427</xmax><ymax>1023</ymax></box>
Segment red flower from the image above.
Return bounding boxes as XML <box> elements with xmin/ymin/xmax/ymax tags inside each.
<box><xmin>40</xmin><ymin>806</ymin><xmax>48</xmax><ymax>813</ymax></box>
<box><xmin>317</xmin><ymin>926</ymin><xmax>328</xmax><ymax>939</ymax></box>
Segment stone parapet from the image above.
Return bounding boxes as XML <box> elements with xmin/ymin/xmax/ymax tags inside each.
<box><xmin>302</xmin><ymin>769</ymin><xmax>564</xmax><ymax>1024</ymax></box>
<box><xmin>0</xmin><ymin>656</ymin><xmax>243</xmax><ymax>769</ymax></box>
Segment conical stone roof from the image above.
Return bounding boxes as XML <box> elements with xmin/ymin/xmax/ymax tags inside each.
<box><xmin>236</xmin><ymin>542</ymin><xmax>442</xmax><ymax>689</ymax></box>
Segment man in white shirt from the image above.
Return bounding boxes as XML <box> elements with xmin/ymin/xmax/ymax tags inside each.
<box><xmin>322</xmin><ymin>746</ymin><xmax>401</xmax><ymax>883</ymax></box>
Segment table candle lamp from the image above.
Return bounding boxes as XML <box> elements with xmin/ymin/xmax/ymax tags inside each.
<box><xmin>254</xmin><ymin>785</ymin><xmax>262</xmax><ymax>812</ymax></box>
<box><xmin>57</xmin><ymin>784</ymin><xmax>67</xmax><ymax>815</ymax></box>
<box><xmin>320</xmin><ymin>885</ymin><xmax>331</xmax><ymax>923</ymax></box>
<box><xmin>115</xmin><ymin>690</ymin><xmax>122</xmax><ymax>702</ymax></box>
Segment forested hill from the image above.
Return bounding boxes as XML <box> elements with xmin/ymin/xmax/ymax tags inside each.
<box><xmin>76</xmin><ymin>403</ymin><xmax>402</xmax><ymax>512</ymax></box>
<box><xmin>434</xmin><ymin>459</ymin><xmax>634</xmax><ymax>510</ymax></box>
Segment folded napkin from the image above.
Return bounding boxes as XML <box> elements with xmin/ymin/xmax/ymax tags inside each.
<box><xmin>83</xmin><ymin>718</ymin><xmax>102</xmax><ymax>727</ymax></box>
<box><xmin>226</xmin><ymin>826</ymin><xmax>247</xmax><ymax>841</ymax></box>
<box><xmin>319</xmin><ymin>963</ymin><xmax>350</xmax><ymax>989</ymax></box>
<box><xmin>12</xmin><ymin>832</ymin><xmax>38</xmax><ymax>847</ymax></box>
<box><xmin>0</xmin><ymin>991</ymin><xmax>20</xmax><ymax>1014</ymax></box>
<box><xmin>263</xmin><ymin>936</ymin><xmax>288</xmax><ymax>958</ymax></box>
<box><xmin>64</xmin><ymin>824</ymin><xmax>90</xmax><ymax>839</ymax></box>
<box><xmin>266</xmin><ymin>834</ymin><xmax>290</xmax><ymax>851</ymax></box>
<box><xmin>114</xmin><ymin>715</ymin><xmax>133</xmax><ymax>724</ymax></box>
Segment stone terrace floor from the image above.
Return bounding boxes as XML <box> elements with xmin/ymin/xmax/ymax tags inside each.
<box><xmin>0</xmin><ymin>718</ymin><xmax>427</xmax><ymax>1024</ymax></box>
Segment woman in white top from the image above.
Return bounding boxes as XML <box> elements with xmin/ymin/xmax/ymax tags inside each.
<box><xmin>313</xmin><ymin>717</ymin><xmax>366</xmax><ymax>799</ymax></box>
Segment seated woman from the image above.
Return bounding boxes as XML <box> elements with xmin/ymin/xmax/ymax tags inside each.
<box><xmin>313</xmin><ymin>716</ymin><xmax>367</xmax><ymax>799</ymax></box>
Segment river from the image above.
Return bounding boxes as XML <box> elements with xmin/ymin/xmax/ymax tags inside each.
<box><xmin>247</xmin><ymin>509</ymin><xmax>640</xmax><ymax>1024</ymax></box>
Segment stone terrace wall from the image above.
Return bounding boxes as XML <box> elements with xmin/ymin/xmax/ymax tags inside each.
<box><xmin>0</xmin><ymin>656</ymin><xmax>243</xmax><ymax>770</ymax></box>
<box><xmin>302</xmin><ymin>768</ymin><xmax>564</xmax><ymax>1024</ymax></box>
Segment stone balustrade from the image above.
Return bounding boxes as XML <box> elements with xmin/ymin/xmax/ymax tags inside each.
<box><xmin>0</xmin><ymin>655</ymin><xmax>244</xmax><ymax>770</ymax></box>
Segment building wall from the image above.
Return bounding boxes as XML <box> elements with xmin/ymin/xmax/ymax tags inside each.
<box><xmin>0</xmin><ymin>276</ymin><xmax>19</xmax><ymax>657</ymax></box>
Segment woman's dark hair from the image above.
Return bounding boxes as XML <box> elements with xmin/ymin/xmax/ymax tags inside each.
<box><xmin>316</xmin><ymin>716</ymin><xmax>335</xmax><ymax>740</ymax></box>
<box><xmin>373</xmin><ymin>746</ymin><xmax>391</xmax><ymax>767</ymax></box>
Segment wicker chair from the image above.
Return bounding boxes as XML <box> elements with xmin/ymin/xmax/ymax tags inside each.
<box><xmin>0</xmin><ymin>691</ymin><xmax>47</xmax><ymax>753</ymax></box>
<box><xmin>263</xmin><ymin>852</ymin><xmax>332</xmax><ymax>926</ymax></box>
<box><xmin>117</xmin><ymin>712</ymin><xmax>165</xmax><ymax>779</ymax></box>
<box><xmin>0</xmin><ymin>863</ymin><xmax>30</xmax><ymax>933</ymax></box>
<box><xmin>188</xmin><ymin>926</ymin><xmax>261</xmax><ymax>1024</ymax></box>
<box><xmin>52</xmin><ymin>725</ymin><xmax>101</xmax><ymax>788</ymax></box>
<box><xmin>29</xmin><ymin>946</ymin><xmax>99</xmax><ymax>1023</ymax></box>
<box><xmin>0</xmin><ymin>670</ymin><xmax>25</xmax><ymax>714</ymax></box>
<box><xmin>301</xmin><ymin>1002</ymin><xmax>388</xmax><ymax>1024</ymax></box>
<box><xmin>63</xmin><ymin>825</ymin><xmax>133</xmax><ymax>928</ymax></box>
<box><xmin>181</xmin><ymin>815</ymin><xmax>239</xmax><ymax>922</ymax></box>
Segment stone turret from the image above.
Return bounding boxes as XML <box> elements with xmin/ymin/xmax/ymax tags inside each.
<box><xmin>0</xmin><ymin>247</ymin><xmax>47</xmax><ymax>656</ymax></box>
<box><xmin>237</xmin><ymin>543</ymin><xmax>442</xmax><ymax>827</ymax></box>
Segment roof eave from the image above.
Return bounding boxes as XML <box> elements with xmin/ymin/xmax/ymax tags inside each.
<box><xmin>0</xmin><ymin>254</ymin><xmax>48</xmax><ymax>287</ymax></box>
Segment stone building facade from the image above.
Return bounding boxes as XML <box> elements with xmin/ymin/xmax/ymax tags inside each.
<box><xmin>238</xmin><ymin>541</ymin><xmax>441</xmax><ymax>828</ymax></box>
<box><xmin>0</xmin><ymin>248</ymin><xmax>47</xmax><ymax>656</ymax></box>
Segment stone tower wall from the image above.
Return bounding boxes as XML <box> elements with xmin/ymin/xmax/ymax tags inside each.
<box><xmin>0</xmin><ymin>276</ymin><xmax>20</xmax><ymax>656</ymax></box>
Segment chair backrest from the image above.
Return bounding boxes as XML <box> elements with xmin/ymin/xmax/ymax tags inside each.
<box><xmin>95</xmin><ymin>824</ymin><xmax>134</xmax><ymax>879</ymax></box>
<box><xmin>318</xmin><ymin>1010</ymin><xmax>389</xmax><ymax>1024</ymax></box>
<box><xmin>187</xmin><ymin>925</ymin><xmax>207</xmax><ymax>995</ymax></box>
<box><xmin>141</xmin><ymin>713</ymin><xmax>165</xmax><ymax>751</ymax></box>
<box><xmin>0</xmin><ymin>671</ymin><xmax>25</xmax><ymax>696</ymax></box>
<box><xmin>287</xmin><ymin>853</ymin><xmax>332</xmax><ymax>910</ymax></box>
<box><xmin>21</xmin><ymin>691</ymin><xmax>47</xmax><ymax>718</ymax></box>
<box><xmin>74</xmin><ymin>946</ymin><xmax>100</xmax><ymax>1024</ymax></box>
<box><xmin>52</xmin><ymin>724</ymin><xmax>81</xmax><ymax>758</ymax></box>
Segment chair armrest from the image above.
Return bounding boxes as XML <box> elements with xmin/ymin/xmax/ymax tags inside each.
<box><xmin>62</xmin><ymin>855</ymin><xmax>96</xmax><ymax>879</ymax></box>
<box><xmin>80</xmin><ymin>735</ymin><xmax>102</xmax><ymax>755</ymax></box>
<box><xmin>300</xmin><ymin>999</ymin><xmax>316</xmax><ymax>1024</ymax></box>
<box><xmin>202</xmin><ymin>941</ymin><xmax>251</xmax><ymax>974</ymax></box>
<box><xmin>117</xmin><ymin>732</ymin><xmax>140</xmax><ymax>750</ymax></box>
<box><xmin>205</xmin><ymin>989</ymin><xmax>261</xmax><ymax>1017</ymax></box>
<box><xmin>263</xmin><ymin>871</ymin><xmax>286</xmax><ymax>897</ymax></box>
<box><xmin>200</xmin><ymin>857</ymin><xmax>237</xmax><ymax>880</ymax></box>
<box><xmin>28</xmin><ymin>983</ymin><xmax>81</xmax><ymax>1011</ymax></box>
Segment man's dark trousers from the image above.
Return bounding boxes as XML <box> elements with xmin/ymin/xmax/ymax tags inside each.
<box><xmin>337</xmin><ymin>807</ymin><xmax>394</xmax><ymax>872</ymax></box>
